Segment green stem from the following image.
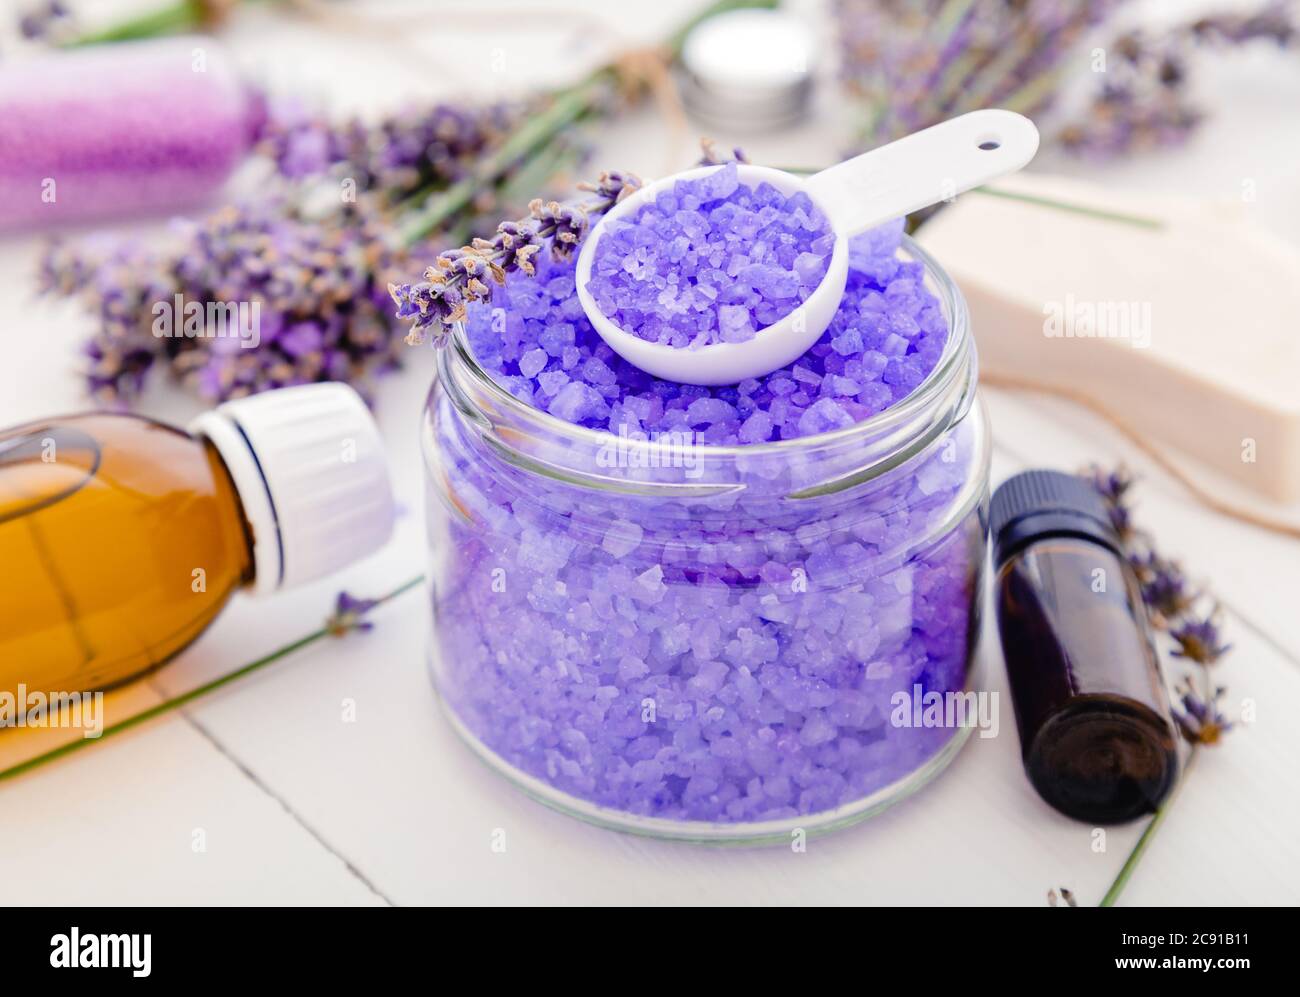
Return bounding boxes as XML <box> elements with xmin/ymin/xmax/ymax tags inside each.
<box><xmin>771</xmin><ymin>166</ymin><xmax>1165</xmax><ymax>231</ymax></box>
<box><xmin>63</xmin><ymin>0</ymin><xmax>281</xmax><ymax>46</ymax></box>
<box><xmin>64</xmin><ymin>0</ymin><xmax>207</xmax><ymax>46</ymax></box>
<box><xmin>499</xmin><ymin>136</ymin><xmax>583</xmax><ymax>210</ymax></box>
<box><xmin>0</xmin><ymin>575</ymin><xmax>424</xmax><ymax>784</ymax></box>
<box><xmin>399</xmin><ymin>83</ymin><xmax>600</xmax><ymax>246</ymax></box>
<box><xmin>1098</xmin><ymin>747</ymin><xmax>1198</xmax><ymax>907</ymax></box>
<box><xmin>972</xmin><ymin>186</ymin><xmax>1165</xmax><ymax>230</ymax></box>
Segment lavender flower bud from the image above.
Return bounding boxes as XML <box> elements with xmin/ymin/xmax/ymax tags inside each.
<box><xmin>393</xmin><ymin>169</ymin><xmax>640</xmax><ymax>346</ymax></box>
<box><xmin>257</xmin><ymin>98</ymin><xmax>519</xmax><ymax>206</ymax></box>
<box><xmin>530</xmin><ymin>199</ymin><xmax>587</xmax><ymax>261</ymax></box>
<box><xmin>1172</xmin><ymin>680</ymin><xmax>1233</xmax><ymax>745</ymax></box>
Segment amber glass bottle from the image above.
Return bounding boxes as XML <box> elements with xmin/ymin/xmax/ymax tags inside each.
<box><xmin>1</xmin><ymin>415</ymin><xmax>251</xmax><ymax>693</ymax></box>
<box><xmin>991</xmin><ymin>470</ymin><xmax>1179</xmax><ymax>824</ymax></box>
<box><xmin>0</xmin><ymin>384</ymin><xmax>394</xmax><ymax>697</ymax></box>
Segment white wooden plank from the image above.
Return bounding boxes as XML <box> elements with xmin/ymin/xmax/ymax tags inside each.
<box><xmin>0</xmin><ymin>714</ymin><xmax>388</xmax><ymax>905</ymax></box>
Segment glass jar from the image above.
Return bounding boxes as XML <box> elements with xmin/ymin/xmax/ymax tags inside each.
<box><xmin>422</xmin><ymin>236</ymin><xmax>989</xmax><ymax>843</ymax></box>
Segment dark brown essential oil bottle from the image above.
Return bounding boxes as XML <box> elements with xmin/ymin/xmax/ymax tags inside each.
<box><xmin>991</xmin><ymin>470</ymin><xmax>1179</xmax><ymax>824</ymax></box>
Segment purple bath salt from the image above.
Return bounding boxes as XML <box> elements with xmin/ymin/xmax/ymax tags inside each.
<box><xmin>0</xmin><ymin>39</ymin><xmax>264</xmax><ymax>231</ymax></box>
<box><xmin>466</xmin><ymin>217</ymin><xmax>945</xmax><ymax>445</ymax></box>
<box><xmin>584</xmin><ymin>163</ymin><xmax>834</xmax><ymax>349</ymax></box>
<box><xmin>427</xmin><ymin>219</ymin><xmax>985</xmax><ymax>829</ymax></box>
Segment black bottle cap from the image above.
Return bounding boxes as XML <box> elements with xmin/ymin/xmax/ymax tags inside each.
<box><xmin>990</xmin><ymin>469</ymin><xmax>1121</xmax><ymax>566</ymax></box>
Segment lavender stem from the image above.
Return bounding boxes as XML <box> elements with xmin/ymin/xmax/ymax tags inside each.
<box><xmin>0</xmin><ymin>575</ymin><xmax>425</xmax><ymax>783</ymax></box>
<box><xmin>1099</xmin><ymin>747</ymin><xmax>1199</xmax><ymax>907</ymax></box>
<box><xmin>65</xmin><ymin>0</ymin><xmax>213</xmax><ymax>46</ymax></box>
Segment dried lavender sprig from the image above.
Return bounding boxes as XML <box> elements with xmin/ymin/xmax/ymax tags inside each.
<box><xmin>41</xmin><ymin>91</ymin><xmax>536</xmax><ymax>405</ymax></box>
<box><xmin>1058</xmin><ymin>26</ymin><xmax>1204</xmax><ymax>158</ymax></box>
<box><xmin>1172</xmin><ymin>677</ymin><xmax>1233</xmax><ymax>745</ymax></box>
<box><xmin>1060</xmin><ymin>0</ymin><xmax>1299</xmax><ymax>158</ymax></box>
<box><xmin>1169</xmin><ymin>612</ymin><xmax>1232</xmax><ymax>666</ymax></box>
<box><xmin>1084</xmin><ymin>463</ymin><xmax>1204</xmax><ymax>624</ymax></box>
<box><xmin>1086</xmin><ymin>463</ymin><xmax>1136</xmax><ymax>506</ymax></box>
<box><xmin>836</xmin><ymin>0</ymin><xmax>1123</xmax><ymax>148</ymax></box>
<box><xmin>838</xmin><ymin>0</ymin><xmax>1297</xmax><ymax>160</ymax></box>
<box><xmin>1085</xmin><ymin>462</ymin><xmax>1137</xmax><ymax>538</ymax></box>
<box><xmin>390</xmin><ymin>137</ymin><xmax>745</xmax><ymax>347</ymax></box>
<box><xmin>257</xmin><ymin>98</ymin><xmax>524</xmax><ymax>209</ymax></box>
<box><xmin>40</xmin><ymin>89</ymin><xmax>553</xmax><ymax>405</ymax></box>
<box><xmin>44</xmin><ymin>193</ymin><xmax>417</xmax><ymax>406</ymax></box>
<box><xmin>325</xmin><ymin>591</ymin><xmax>382</xmax><ymax>637</ymax></box>
<box><xmin>1074</xmin><ymin>466</ymin><xmax>1237</xmax><ymax>908</ymax></box>
<box><xmin>1129</xmin><ymin>549</ymin><xmax>1198</xmax><ymax>625</ymax></box>
<box><xmin>390</xmin><ymin>170</ymin><xmax>641</xmax><ymax>347</ymax></box>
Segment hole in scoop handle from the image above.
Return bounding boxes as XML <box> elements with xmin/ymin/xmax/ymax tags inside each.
<box><xmin>805</xmin><ymin>109</ymin><xmax>1040</xmax><ymax>237</ymax></box>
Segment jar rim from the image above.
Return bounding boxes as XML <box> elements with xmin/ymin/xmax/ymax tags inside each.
<box><xmin>441</xmin><ymin>233</ymin><xmax>972</xmax><ymax>460</ymax></box>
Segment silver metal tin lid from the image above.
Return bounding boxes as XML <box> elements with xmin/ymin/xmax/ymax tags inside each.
<box><xmin>678</xmin><ymin>8</ymin><xmax>815</xmax><ymax>131</ymax></box>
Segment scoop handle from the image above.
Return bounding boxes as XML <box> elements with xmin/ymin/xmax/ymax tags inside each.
<box><xmin>805</xmin><ymin>109</ymin><xmax>1040</xmax><ymax>236</ymax></box>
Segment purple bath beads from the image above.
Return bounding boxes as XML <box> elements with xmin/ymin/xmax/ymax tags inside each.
<box><xmin>584</xmin><ymin>163</ymin><xmax>834</xmax><ymax>348</ymax></box>
<box><xmin>467</xmin><ymin>218</ymin><xmax>946</xmax><ymax>445</ymax></box>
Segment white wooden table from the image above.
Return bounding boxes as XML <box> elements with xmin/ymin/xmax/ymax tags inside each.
<box><xmin>2</xmin><ymin>0</ymin><xmax>1298</xmax><ymax>906</ymax></box>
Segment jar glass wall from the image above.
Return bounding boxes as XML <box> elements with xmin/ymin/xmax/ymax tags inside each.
<box><xmin>422</xmin><ymin>237</ymin><xmax>990</xmax><ymax>842</ymax></box>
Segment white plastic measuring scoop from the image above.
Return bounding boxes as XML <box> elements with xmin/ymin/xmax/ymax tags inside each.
<box><xmin>575</xmin><ymin>109</ymin><xmax>1040</xmax><ymax>386</ymax></box>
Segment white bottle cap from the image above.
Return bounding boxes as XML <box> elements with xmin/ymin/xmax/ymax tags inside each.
<box><xmin>191</xmin><ymin>383</ymin><xmax>396</xmax><ymax>595</ymax></box>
